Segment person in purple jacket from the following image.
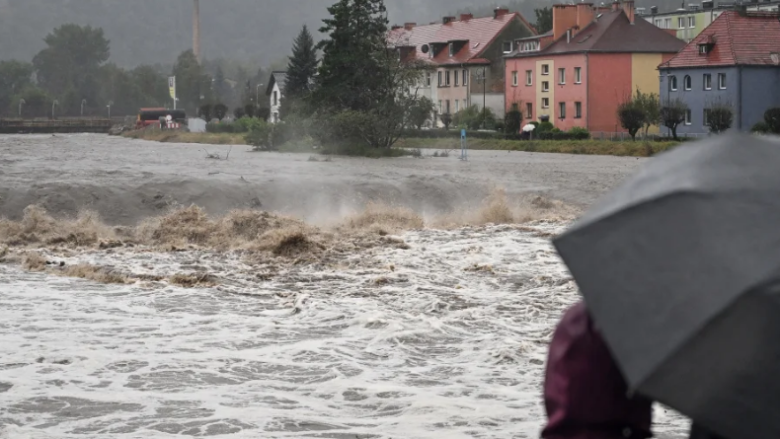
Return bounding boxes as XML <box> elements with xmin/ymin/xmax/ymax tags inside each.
<box><xmin>541</xmin><ymin>301</ymin><xmax>653</xmax><ymax>439</ymax></box>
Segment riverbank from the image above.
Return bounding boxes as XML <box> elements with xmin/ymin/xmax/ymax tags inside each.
<box><xmin>122</xmin><ymin>129</ymin><xmax>679</xmax><ymax>157</ymax></box>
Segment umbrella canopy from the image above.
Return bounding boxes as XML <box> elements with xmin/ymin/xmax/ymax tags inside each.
<box><xmin>553</xmin><ymin>133</ymin><xmax>780</xmax><ymax>439</ymax></box>
<box><xmin>523</xmin><ymin>124</ymin><xmax>536</xmax><ymax>132</ymax></box>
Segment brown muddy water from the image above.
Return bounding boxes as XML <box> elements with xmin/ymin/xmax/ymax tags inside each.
<box><xmin>0</xmin><ymin>134</ymin><xmax>688</xmax><ymax>438</ymax></box>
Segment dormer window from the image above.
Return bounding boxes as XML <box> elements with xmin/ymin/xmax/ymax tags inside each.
<box><xmin>698</xmin><ymin>43</ymin><xmax>714</xmax><ymax>55</ymax></box>
<box><xmin>517</xmin><ymin>41</ymin><xmax>540</xmax><ymax>52</ymax></box>
<box><xmin>449</xmin><ymin>43</ymin><xmax>455</xmax><ymax>57</ymax></box>
<box><xmin>502</xmin><ymin>41</ymin><xmax>513</xmax><ymax>53</ymax></box>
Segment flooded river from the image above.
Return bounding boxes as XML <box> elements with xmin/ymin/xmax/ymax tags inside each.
<box><xmin>0</xmin><ymin>135</ymin><xmax>687</xmax><ymax>438</ymax></box>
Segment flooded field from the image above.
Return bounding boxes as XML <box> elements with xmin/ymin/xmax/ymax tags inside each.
<box><xmin>0</xmin><ymin>134</ymin><xmax>687</xmax><ymax>438</ymax></box>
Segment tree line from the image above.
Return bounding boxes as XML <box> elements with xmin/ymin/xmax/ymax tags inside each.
<box><xmin>0</xmin><ymin>24</ymin><xmax>275</xmax><ymax>119</ymax></box>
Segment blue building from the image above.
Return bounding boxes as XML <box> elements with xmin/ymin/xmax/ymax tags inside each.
<box><xmin>658</xmin><ymin>10</ymin><xmax>780</xmax><ymax>135</ymax></box>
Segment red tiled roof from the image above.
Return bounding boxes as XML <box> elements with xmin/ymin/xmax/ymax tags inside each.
<box><xmin>388</xmin><ymin>13</ymin><xmax>535</xmax><ymax>65</ymax></box>
<box><xmin>510</xmin><ymin>9</ymin><xmax>685</xmax><ymax>57</ymax></box>
<box><xmin>659</xmin><ymin>11</ymin><xmax>780</xmax><ymax>68</ymax></box>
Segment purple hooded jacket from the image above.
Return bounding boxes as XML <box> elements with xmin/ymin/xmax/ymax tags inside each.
<box><xmin>542</xmin><ymin>302</ymin><xmax>653</xmax><ymax>439</ymax></box>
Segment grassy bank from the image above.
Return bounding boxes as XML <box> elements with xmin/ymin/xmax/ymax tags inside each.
<box><xmin>123</xmin><ymin>129</ymin><xmax>247</xmax><ymax>145</ymax></box>
<box><xmin>124</xmin><ymin>129</ymin><xmax>680</xmax><ymax>157</ymax></box>
<box><xmin>396</xmin><ymin>137</ymin><xmax>680</xmax><ymax>157</ymax></box>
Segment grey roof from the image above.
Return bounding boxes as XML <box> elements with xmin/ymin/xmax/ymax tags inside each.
<box><xmin>266</xmin><ymin>71</ymin><xmax>287</xmax><ymax>96</ymax></box>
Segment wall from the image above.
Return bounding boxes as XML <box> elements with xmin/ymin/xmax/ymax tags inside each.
<box><xmin>646</xmin><ymin>9</ymin><xmax>722</xmax><ymax>42</ymax></box>
<box><xmin>436</xmin><ymin>67</ymin><xmax>470</xmax><ymax>115</ymax></box>
<box><xmin>536</xmin><ymin>58</ymin><xmax>556</xmax><ymax>121</ymax></box>
<box><xmin>587</xmin><ymin>53</ymin><xmax>632</xmax><ymax>133</ymax></box>
<box><xmin>546</xmin><ymin>54</ymin><xmax>588</xmax><ymax>131</ymax></box>
<box><xmin>471</xmin><ymin>93</ymin><xmax>506</xmax><ymax>119</ymax></box>
<box><xmin>741</xmin><ymin>67</ymin><xmax>780</xmax><ymax>130</ymax></box>
<box><xmin>659</xmin><ymin>66</ymin><xmax>740</xmax><ymax>134</ymax></box>
<box><xmin>269</xmin><ymin>83</ymin><xmax>282</xmax><ymax>124</ymax></box>
<box><xmin>505</xmin><ymin>57</ymin><xmax>537</xmax><ymax>122</ymax></box>
<box><xmin>631</xmin><ymin>53</ymin><xmax>664</xmax><ymax>133</ymax></box>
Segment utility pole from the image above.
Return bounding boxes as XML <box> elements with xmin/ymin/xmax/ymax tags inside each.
<box><xmin>193</xmin><ymin>0</ymin><xmax>201</xmax><ymax>63</ymax></box>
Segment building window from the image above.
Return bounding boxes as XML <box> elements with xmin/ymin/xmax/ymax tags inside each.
<box><xmin>574</xmin><ymin>67</ymin><xmax>582</xmax><ymax>84</ymax></box>
<box><xmin>526</xmin><ymin>103</ymin><xmax>533</xmax><ymax>119</ymax></box>
<box><xmin>446</xmin><ymin>71</ymin><xmax>451</xmax><ymax>86</ymax></box>
<box><xmin>542</xmin><ymin>64</ymin><xmax>549</xmax><ymax>75</ymax></box>
<box><xmin>678</xmin><ymin>17</ymin><xmax>685</xmax><ymax>28</ymax></box>
<box><xmin>455</xmin><ymin>71</ymin><xmax>459</xmax><ymax>86</ymax></box>
<box><xmin>526</xmin><ymin>70</ymin><xmax>533</xmax><ymax>86</ymax></box>
<box><xmin>689</xmin><ymin>16</ymin><xmax>696</xmax><ymax>27</ymax></box>
<box><xmin>463</xmin><ymin>69</ymin><xmax>469</xmax><ymax>86</ymax></box>
<box><xmin>426</xmin><ymin>72</ymin><xmax>432</xmax><ymax>87</ymax></box>
<box><xmin>438</xmin><ymin>71</ymin><xmax>443</xmax><ymax>86</ymax></box>
<box><xmin>438</xmin><ymin>100</ymin><xmax>442</xmax><ymax>113</ymax></box>
<box><xmin>542</xmin><ymin>98</ymin><xmax>550</xmax><ymax>109</ymax></box>
<box><xmin>665</xmin><ymin>18</ymin><xmax>672</xmax><ymax>28</ymax></box>
<box><xmin>502</xmin><ymin>41</ymin><xmax>513</xmax><ymax>53</ymax></box>
<box><xmin>718</xmin><ymin>73</ymin><xmax>726</xmax><ymax>89</ymax></box>
<box><xmin>463</xmin><ymin>99</ymin><xmax>467</xmax><ymax>110</ymax></box>
<box><xmin>684</xmin><ymin>75</ymin><xmax>692</xmax><ymax>90</ymax></box>
<box><xmin>703</xmin><ymin>108</ymin><xmax>710</xmax><ymax>126</ymax></box>
<box><xmin>669</xmin><ymin>75</ymin><xmax>678</xmax><ymax>91</ymax></box>
<box><xmin>449</xmin><ymin>43</ymin><xmax>455</xmax><ymax>57</ymax></box>
<box><xmin>455</xmin><ymin>100</ymin><xmax>460</xmax><ymax>112</ymax></box>
<box><xmin>703</xmin><ymin>73</ymin><xmax>712</xmax><ymax>90</ymax></box>
<box><xmin>558</xmin><ymin>68</ymin><xmax>566</xmax><ymax>84</ymax></box>
<box><xmin>559</xmin><ymin>102</ymin><xmax>566</xmax><ymax>119</ymax></box>
<box><xmin>575</xmin><ymin>102</ymin><xmax>582</xmax><ymax>119</ymax></box>
<box><xmin>446</xmin><ymin>100</ymin><xmax>451</xmax><ymax>114</ymax></box>
<box><xmin>542</xmin><ymin>81</ymin><xmax>550</xmax><ymax>92</ymax></box>
<box><xmin>685</xmin><ymin>109</ymin><xmax>692</xmax><ymax>125</ymax></box>
<box><xmin>511</xmin><ymin>71</ymin><xmax>518</xmax><ymax>87</ymax></box>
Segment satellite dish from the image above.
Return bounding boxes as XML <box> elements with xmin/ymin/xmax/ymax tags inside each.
<box><xmin>421</xmin><ymin>44</ymin><xmax>430</xmax><ymax>54</ymax></box>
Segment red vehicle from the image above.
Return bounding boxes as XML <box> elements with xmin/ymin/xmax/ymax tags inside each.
<box><xmin>136</xmin><ymin>108</ymin><xmax>186</xmax><ymax>129</ymax></box>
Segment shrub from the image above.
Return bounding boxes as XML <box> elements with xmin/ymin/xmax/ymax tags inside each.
<box><xmin>440</xmin><ymin>113</ymin><xmax>453</xmax><ymax>129</ymax></box>
<box><xmin>409</xmin><ymin>97</ymin><xmax>435</xmax><ymax>129</ymax></box>
<box><xmin>257</xmin><ymin>107</ymin><xmax>271</xmax><ymax>121</ymax></box>
<box><xmin>505</xmin><ymin>110</ymin><xmax>522</xmax><ymax>134</ymax></box>
<box><xmin>244</xmin><ymin>104</ymin><xmax>257</xmax><ymax>119</ymax></box>
<box><xmin>537</xmin><ymin>121</ymin><xmax>554</xmax><ymax>133</ymax></box>
<box><xmin>705</xmin><ymin>104</ymin><xmax>733</xmax><ymax>134</ymax></box>
<box><xmin>244</xmin><ymin>120</ymin><xmax>273</xmax><ymax>151</ymax></box>
<box><xmin>752</xmin><ymin>121</ymin><xmax>770</xmax><ymax>133</ymax></box>
<box><xmin>198</xmin><ymin>104</ymin><xmax>212</xmax><ymax>121</ymax></box>
<box><xmin>233</xmin><ymin>107</ymin><xmax>246</xmax><ymax>119</ymax></box>
<box><xmin>661</xmin><ymin>99</ymin><xmax>689</xmax><ymax>141</ymax></box>
<box><xmin>213</xmin><ymin>103</ymin><xmax>228</xmax><ymax>121</ymax></box>
<box><xmin>617</xmin><ymin>100</ymin><xmax>645</xmax><ymax>140</ymax></box>
<box><xmin>568</xmin><ymin>127</ymin><xmax>591</xmax><ymax>140</ymax></box>
<box><xmin>234</xmin><ymin>116</ymin><xmax>265</xmax><ymax>133</ymax></box>
<box><xmin>764</xmin><ymin>107</ymin><xmax>780</xmax><ymax>134</ymax></box>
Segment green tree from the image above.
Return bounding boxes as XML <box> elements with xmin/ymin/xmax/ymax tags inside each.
<box><xmin>172</xmin><ymin>50</ymin><xmax>204</xmax><ymax>114</ymax></box>
<box><xmin>661</xmin><ymin>99</ymin><xmax>689</xmax><ymax>141</ymax></box>
<box><xmin>617</xmin><ymin>97</ymin><xmax>645</xmax><ymax>140</ymax></box>
<box><xmin>314</xmin><ymin>0</ymin><xmax>389</xmax><ymax>112</ymax></box>
<box><xmin>32</xmin><ymin>24</ymin><xmax>109</xmax><ymax>101</ymax></box>
<box><xmin>131</xmin><ymin>65</ymin><xmax>169</xmax><ymax>107</ymax></box>
<box><xmin>284</xmin><ymin>25</ymin><xmax>318</xmax><ymax>102</ymax></box>
<box><xmin>533</xmin><ymin>7</ymin><xmax>553</xmax><ymax>34</ymax></box>
<box><xmin>634</xmin><ymin>89</ymin><xmax>661</xmax><ymax>138</ymax></box>
<box><xmin>505</xmin><ymin>108</ymin><xmax>523</xmax><ymax>134</ymax></box>
<box><xmin>764</xmin><ymin>108</ymin><xmax>780</xmax><ymax>134</ymax></box>
<box><xmin>0</xmin><ymin>61</ymin><xmax>33</xmax><ymax>117</ymax></box>
<box><xmin>11</xmin><ymin>85</ymin><xmax>50</xmax><ymax>118</ymax></box>
<box><xmin>213</xmin><ymin>66</ymin><xmax>228</xmax><ymax>103</ymax></box>
<box><xmin>213</xmin><ymin>103</ymin><xmax>228</xmax><ymax>121</ymax></box>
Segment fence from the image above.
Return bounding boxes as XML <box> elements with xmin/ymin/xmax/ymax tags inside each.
<box><xmin>590</xmin><ymin>132</ymin><xmax>710</xmax><ymax>142</ymax></box>
<box><xmin>0</xmin><ymin>118</ymin><xmax>113</xmax><ymax>134</ymax></box>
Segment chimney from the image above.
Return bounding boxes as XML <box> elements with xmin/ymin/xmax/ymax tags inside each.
<box><xmin>612</xmin><ymin>1</ymin><xmax>621</xmax><ymax>11</ymax></box>
<box><xmin>494</xmin><ymin>8</ymin><xmax>510</xmax><ymax>18</ymax></box>
<box><xmin>392</xmin><ymin>24</ymin><xmax>402</xmax><ymax>30</ymax></box>
<box><xmin>443</xmin><ymin>16</ymin><xmax>456</xmax><ymax>24</ymax></box>
<box><xmin>192</xmin><ymin>0</ymin><xmax>201</xmax><ymax>63</ymax></box>
<box><xmin>622</xmin><ymin>0</ymin><xmax>636</xmax><ymax>23</ymax></box>
<box><xmin>552</xmin><ymin>4</ymin><xmax>578</xmax><ymax>40</ymax></box>
<box><xmin>460</xmin><ymin>13</ymin><xmax>474</xmax><ymax>21</ymax></box>
<box><xmin>576</xmin><ymin>3</ymin><xmax>596</xmax><ymax>29</ymax></box>
<box><xmin>404</xmin><ymin>22</ymin><xmax>416</xmax><ymax>30</ymax></box>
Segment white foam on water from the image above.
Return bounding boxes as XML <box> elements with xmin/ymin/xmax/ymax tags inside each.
<box><xmin>0</xmin><ymin>223</ymin><xmax>689</xmax><ymax>438</ymax></box>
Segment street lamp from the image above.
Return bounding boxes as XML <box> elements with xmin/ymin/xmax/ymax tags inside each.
<box><xmin>52</xmin><ymin>100</ymin><xmax>59</xmax><ymax>119</ymax></box>
<box><xmin>18</xmin><ymin>99</ymin><xmax>25</xmax><ymax>117</ymax></box>
<box><xmin>106</xmin><ymin>101</ymin><xmax>113</xmax><ymax>119</ymax></box>
<box><xmin>81</xmin><ymin>99</ymin><xmax>87</xmax><ymax>117</ymax></box>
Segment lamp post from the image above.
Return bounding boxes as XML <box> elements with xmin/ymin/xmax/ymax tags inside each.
<box><xmin>106</xmin><ymin>101</ymin><xmax>113</xmax><ymax>119</ymax></box>
<box><xmin>81</xmin><ymin>99</ymin><xmax>87</xmax><ymax>117</ymax></box>
<box><xmin>51</xmin><ymin>100</ymin><xmax>59</xmax><ymax>119</ymax></box>
<box><xmin>18</xmin><ymin>99</ymin><xmax>25</xmax><ymax>117</ymax></box>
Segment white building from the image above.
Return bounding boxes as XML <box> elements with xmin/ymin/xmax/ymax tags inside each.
<box><xmin>266</xmin><ymin>72</ymin><xmax>287</xmax><ymax>124</ymax></box>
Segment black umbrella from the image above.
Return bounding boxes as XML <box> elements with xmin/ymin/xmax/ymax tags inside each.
<box><xmin>553</xmin><ymin>133</ymin><xmax>780</xmax><ymax>439</ymax></box>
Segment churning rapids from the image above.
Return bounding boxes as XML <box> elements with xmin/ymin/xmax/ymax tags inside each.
<box><xmin>0</xmin><ymin>134</ymin><xmax>688</xmax><ymax>438</ymax></box>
